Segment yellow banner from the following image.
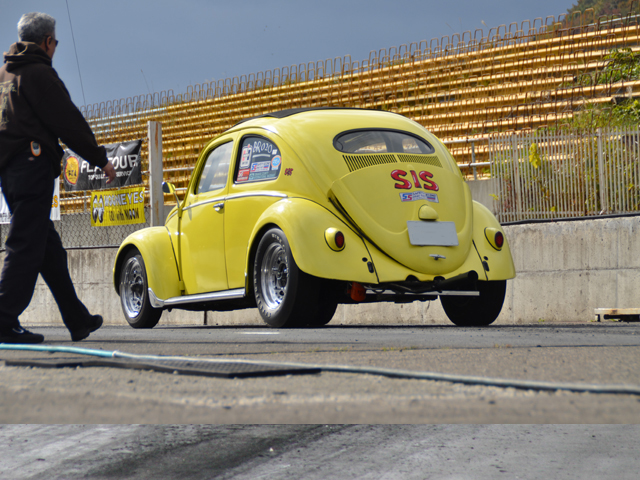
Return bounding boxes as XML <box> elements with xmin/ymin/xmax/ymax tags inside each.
<box><xmin>90</xmin><ymin>186</ymin><xmax>146</xmax><ymax>227</ymax></box>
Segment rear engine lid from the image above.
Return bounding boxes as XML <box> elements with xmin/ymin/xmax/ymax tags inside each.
<box><xmin>329</xmin><ymin>159</ymin><xmax>473</xmax><ymax>275</ymax></box>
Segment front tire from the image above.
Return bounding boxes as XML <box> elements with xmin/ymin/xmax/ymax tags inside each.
<box><xmin>253</xmin><ymin>228</ymin><xmax>319</xmax><ymax>327</ymax></box>
<box><xmin>119</xmin><ymin>248</ymin><xmax>162</xmax><ymax>329</ymax></box>
<box><xmin>440</xmin><ymin>280</ymin><xmax>507</xmax><ymax>327</ymax></box>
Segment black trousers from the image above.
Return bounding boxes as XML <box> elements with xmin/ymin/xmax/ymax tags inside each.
<box><xmin>0</xmin><ymin>150</ymin><xmax>90</xmax><ymax>331</ymax></box>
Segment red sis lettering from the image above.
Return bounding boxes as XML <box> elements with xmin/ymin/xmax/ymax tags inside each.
<box><xmin>418</xmin><ymin>171</ymin><xmax>439</xmax><ymax>191</ymax></box>
<box><xmin>391</xmin><ymin>169</ymin><xmax>439</xmax><ymax>191</ymax></box>
<box><xmin>391</xmin><ymin>170</ymin><xmax>411</xmax><ymax>189</ymax></box>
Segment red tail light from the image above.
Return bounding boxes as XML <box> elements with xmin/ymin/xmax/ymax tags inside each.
<box><xmin>324</xmin><ymin>228</ymin><xmax>345</xmax><ymax>251</ymax></box>
<box><xmin>484</xmin><ymin>227</ymin><xmax>504</xmax><ymax>251</ymax></box>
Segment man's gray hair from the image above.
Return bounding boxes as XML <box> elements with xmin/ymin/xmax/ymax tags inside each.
<box><xmin>17</xmin><ymin>12</ymin><xmax>56</xmax><ymax>44</ymax></box>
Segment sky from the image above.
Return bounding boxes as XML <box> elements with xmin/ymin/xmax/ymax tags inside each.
<box><xmin>1</xmin><ymin>0</ymin><xmax>575</xmax><ymax>108</ymax></box>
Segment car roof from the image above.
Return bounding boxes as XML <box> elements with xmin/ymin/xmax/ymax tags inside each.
<box><xmin>225</xmin><ymin>107</ymin><xmax>443</xmax><ymax>157</ymax></box>
<box><xmin>233</xmin><ymin>107</ymin><xmax>402</xmax><ymax>126</ymax></box>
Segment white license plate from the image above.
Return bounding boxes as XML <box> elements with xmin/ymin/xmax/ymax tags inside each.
<box><xmin>407</xmin><ymin>221</ymin><xmax>459</xmax><ymax>246</ymax></box>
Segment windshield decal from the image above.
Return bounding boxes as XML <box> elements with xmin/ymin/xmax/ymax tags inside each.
<box><xmin>240</xmin><ymin>144</ymin><xmax>252</xmax><ymax>168</ymax></box>
<box><xmin>236</xmin><ymin>137</ymin><xmax>281</xmax><ymax>184</ymax></box>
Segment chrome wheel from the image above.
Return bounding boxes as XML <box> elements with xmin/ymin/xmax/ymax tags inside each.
<box><xmin>121</xmin><ymin>255</ymin><xmax>145</xmax><ymax>317</ymax></box>
<box><xmin>253</xmin><ymin>228</ymin><xmax>318</xmax><ymax>328</ymax></box>
<box><xmin>260</xmin><ymin>242</ymin><xmax>289</xmax><ymax>310</ymax></box>
<box><xmin>118</xmin><ymin>249</ymin><xmax>162</xmax><ymax>329</ymax></box>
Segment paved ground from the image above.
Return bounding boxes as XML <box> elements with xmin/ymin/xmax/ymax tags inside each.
<box><xmin>1</xmin><ymin>322</ymin><xmax>639</xmax><ymax>423</ymax></box>
<box><xmin>1</xmin><ymin>424</ymin><xmax>639</xmax><ymax>479</ymax></box>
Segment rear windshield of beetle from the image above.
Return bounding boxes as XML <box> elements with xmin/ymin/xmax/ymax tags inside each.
<box><xmin>334</xmin><ymin>130</ymin><xmax>434</xmax><ymax>154</ymax></box>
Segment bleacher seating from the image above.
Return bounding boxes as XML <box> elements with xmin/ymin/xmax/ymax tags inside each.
<box><xmin>60</xmin><ymin>7</ymin><xmax>640</xmax><ymax>212</ymax></box>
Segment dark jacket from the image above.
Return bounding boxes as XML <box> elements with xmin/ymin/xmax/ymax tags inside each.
<box><xmin>0</xmin><ymin>42</ymin><xmax>108</xmax><ymax>176</ymax></box>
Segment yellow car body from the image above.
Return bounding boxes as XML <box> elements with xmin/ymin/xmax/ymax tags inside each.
<box><xmin>114</xmin><ymin>108</ymin><xmax>515</xmax><ymax>328</ymax></box>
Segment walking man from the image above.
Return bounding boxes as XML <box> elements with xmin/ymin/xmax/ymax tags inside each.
<box><xmin>0</xmin><ymin>12</ymin><xmax>116</xmax><ymax>343</ymax></box>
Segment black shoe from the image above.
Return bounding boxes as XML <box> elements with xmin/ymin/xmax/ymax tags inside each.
<box><xmin>0</xmin><ymin>326</ymin><xmax>45</xmax><ymax>344</ymax></box>
<box><xmin>70</xmin><ymin>315</ymin><xmax>103</xmax><ymax>342</ymax></box>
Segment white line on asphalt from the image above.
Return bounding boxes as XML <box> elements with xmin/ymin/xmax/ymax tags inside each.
<box><xmin>239</xmin><ymin>332</ymin><xmax>281</xmax><ymax>335</ymax></box>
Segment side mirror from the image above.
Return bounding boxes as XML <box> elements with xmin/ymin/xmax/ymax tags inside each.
<box><xmin>162</xmin><ymin>181</ymin><xmax>182</xmax><ymax>217</ymax></box>
<box><xmin>162</xmin><ymin>181</ymin><xmax>175</xmax><ymax>194</ymax></box>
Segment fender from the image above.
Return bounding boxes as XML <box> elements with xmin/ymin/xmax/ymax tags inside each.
<box><xmin>113</xmin><ymin>227</ymin><xmax>182</xmax><ymax>301</ymax></box>
<box><xmin>471</xmin><ymin>200</ymin><xmax>516</xmax><ymax>281</ymax></box>
<box><xmin>248</xmin><ymin>198</ymin><xmax>378</xmax><ymax>284</ymax></box>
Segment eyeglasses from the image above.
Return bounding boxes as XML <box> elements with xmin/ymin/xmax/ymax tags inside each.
<box><xmin>47</xmin><ymin>36</ymin><xmax>59</xmax><ymax>47</ymax></box>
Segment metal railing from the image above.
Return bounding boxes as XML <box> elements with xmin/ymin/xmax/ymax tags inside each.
<box><xmin>489</xmin><ymin>127</ymin><xmax>640</xmax><ymax>222</ymax></box>
<box><xmin>3</xmin><ymin>128</ymin><xmax>638</xmax><ymax>251</ymax></box>
<box><xmin>444</xmin><ymin>137</ymin><xmax>491</xmax><ymax>179</ymax></box>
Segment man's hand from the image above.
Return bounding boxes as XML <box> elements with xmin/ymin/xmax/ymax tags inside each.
<box><xmin>102</xmin><ymin>162</ymin><xmax>116</xmax><ymax>184</ymax></box>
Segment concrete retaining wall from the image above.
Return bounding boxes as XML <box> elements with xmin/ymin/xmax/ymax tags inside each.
<box><xmin>500</xmin><ymin>215</ymin><xmax>640</xmax><ymax>323</ymax></box>
<box><xmin>8</xmin><ymin>214</ymin><xmax>639</xmax><ymax>327</ymax></box>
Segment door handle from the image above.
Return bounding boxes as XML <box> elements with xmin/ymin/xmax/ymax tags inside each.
<box><xmin>213</xmin><ymin>202</ymin><xmax>224</xmax><ymax>212</ymax></box>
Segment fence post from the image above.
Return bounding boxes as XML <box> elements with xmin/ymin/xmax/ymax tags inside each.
<box><xmin>597</xmin><ymin>128</ymin><xmax>607</xmax><ymax>213</ymax></box>
<box><xmin>512</xmin><ymin>136</ymin><xmax>523</xmax><ymax>221</ymax></box>
<box><xmin>471</xmin><ymin>141</ymin><xmax>477</xmax><ymax>180</ymax></box>
<box><xmin>148</xmin><ymin>121</ymin><xmax>164</xmax><ymax>227</ymax></box>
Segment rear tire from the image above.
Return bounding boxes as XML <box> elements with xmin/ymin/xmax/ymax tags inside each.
<box><xmin>304</xmin><ymin>280</ymin><xmax>340</xmax><ymax>326</ymax></box>
<box><xmin>441</xmin><ymin>280</ymin><xmax>506</xmax><ymax>327</ymax></box>
<box><xmin>119</xmin><ymin>248</ymin><xmax>162</xmax><ymax>329</ymax></box>
<box><xmin>253</xmin><ymin>228</ymin><xmax>320</xmax><ymax>327</ymax></box>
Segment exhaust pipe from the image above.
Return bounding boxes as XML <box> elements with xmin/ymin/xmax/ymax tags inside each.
<box><xmin>432</xmin><ymin>270</ymin><xmax>478</xmax><ymax>292</ymax></box>
<box><xmin>379</xmin><ymin>270</ymin><xmax>479</xmax><ymax>295</ymax></box>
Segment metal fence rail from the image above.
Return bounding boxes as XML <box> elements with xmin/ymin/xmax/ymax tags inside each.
<box><xmin>490</xmin><ymin>127</ymin><xmax>640</xmax><ymax>223</ymax></box>
<box><xmin>2</xmin><ymin>129</ymin><xmax>639</xmax><ymax>250</ymax></box>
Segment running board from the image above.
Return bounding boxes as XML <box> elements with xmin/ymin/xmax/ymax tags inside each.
<box><xmin>148</xmin><ymin>288</ymin><xmax>246</xmax><ymax>309</ymax></box>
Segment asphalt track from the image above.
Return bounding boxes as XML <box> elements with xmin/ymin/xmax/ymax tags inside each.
<box><xmin>1</xmin><ymin>322</ymin><xmax>640</xmax><ymax>423</ymax></box>
<box><xmin>1</xmin><ymin>424</ymin><xmax>639</xmax><ymax>479</ymax></box>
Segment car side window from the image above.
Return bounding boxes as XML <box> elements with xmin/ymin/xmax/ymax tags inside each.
<box><xmin>235</xmin><ymin>136</ymin><xmax>281</xmax><ymax>184</ymax></box>
<box><xmin>196</xmin><ymin>141</ymin><xmax>234</xmax><ymax>194</ymax></box>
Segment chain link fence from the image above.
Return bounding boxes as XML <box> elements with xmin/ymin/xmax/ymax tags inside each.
<box><xmin>0</xmin><ymin>207</ymin><xmax>151</xmax><ymax>251</ymax></box>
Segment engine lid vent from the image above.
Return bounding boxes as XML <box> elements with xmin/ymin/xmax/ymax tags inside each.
<box><xmin>343</xmin><ymin>153</ymin><xmax>442</xmax><ymax>172</ymax></box>
<box><xmin>343</xmin><ymin>154</ymin><xmax>397</xmax><ymax>172</ymax></box>
<box><xmin>397</xmin><ymin>154</ymin><xmax>442</xmax><ymax>168</ymax></box>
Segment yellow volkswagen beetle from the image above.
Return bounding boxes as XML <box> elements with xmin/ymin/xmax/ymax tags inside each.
<box><xmin>113</xmin><ymin>108</ymin><xmax>515</xmax><ymax>328</ymax></box>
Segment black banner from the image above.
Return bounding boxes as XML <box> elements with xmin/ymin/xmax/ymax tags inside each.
<box><xmin>63</xmin><ymin>140</ymin><xmax>142</xmax><ymax>191</ymax></box>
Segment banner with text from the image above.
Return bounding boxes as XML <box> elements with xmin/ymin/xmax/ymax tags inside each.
<box><xmin>63</xmin><ymin>140</ymin><xmax>142</xmax><ymax>191</ymax></box>
<box><xmin>90</xmin><ymin>186</ymin><xmax>146</xmax><ymax>227</ymax></box>
<box><xmin>0</xmin><ymin>177</ymin><xmax>60</xmax><ymax>224</ymax></box>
